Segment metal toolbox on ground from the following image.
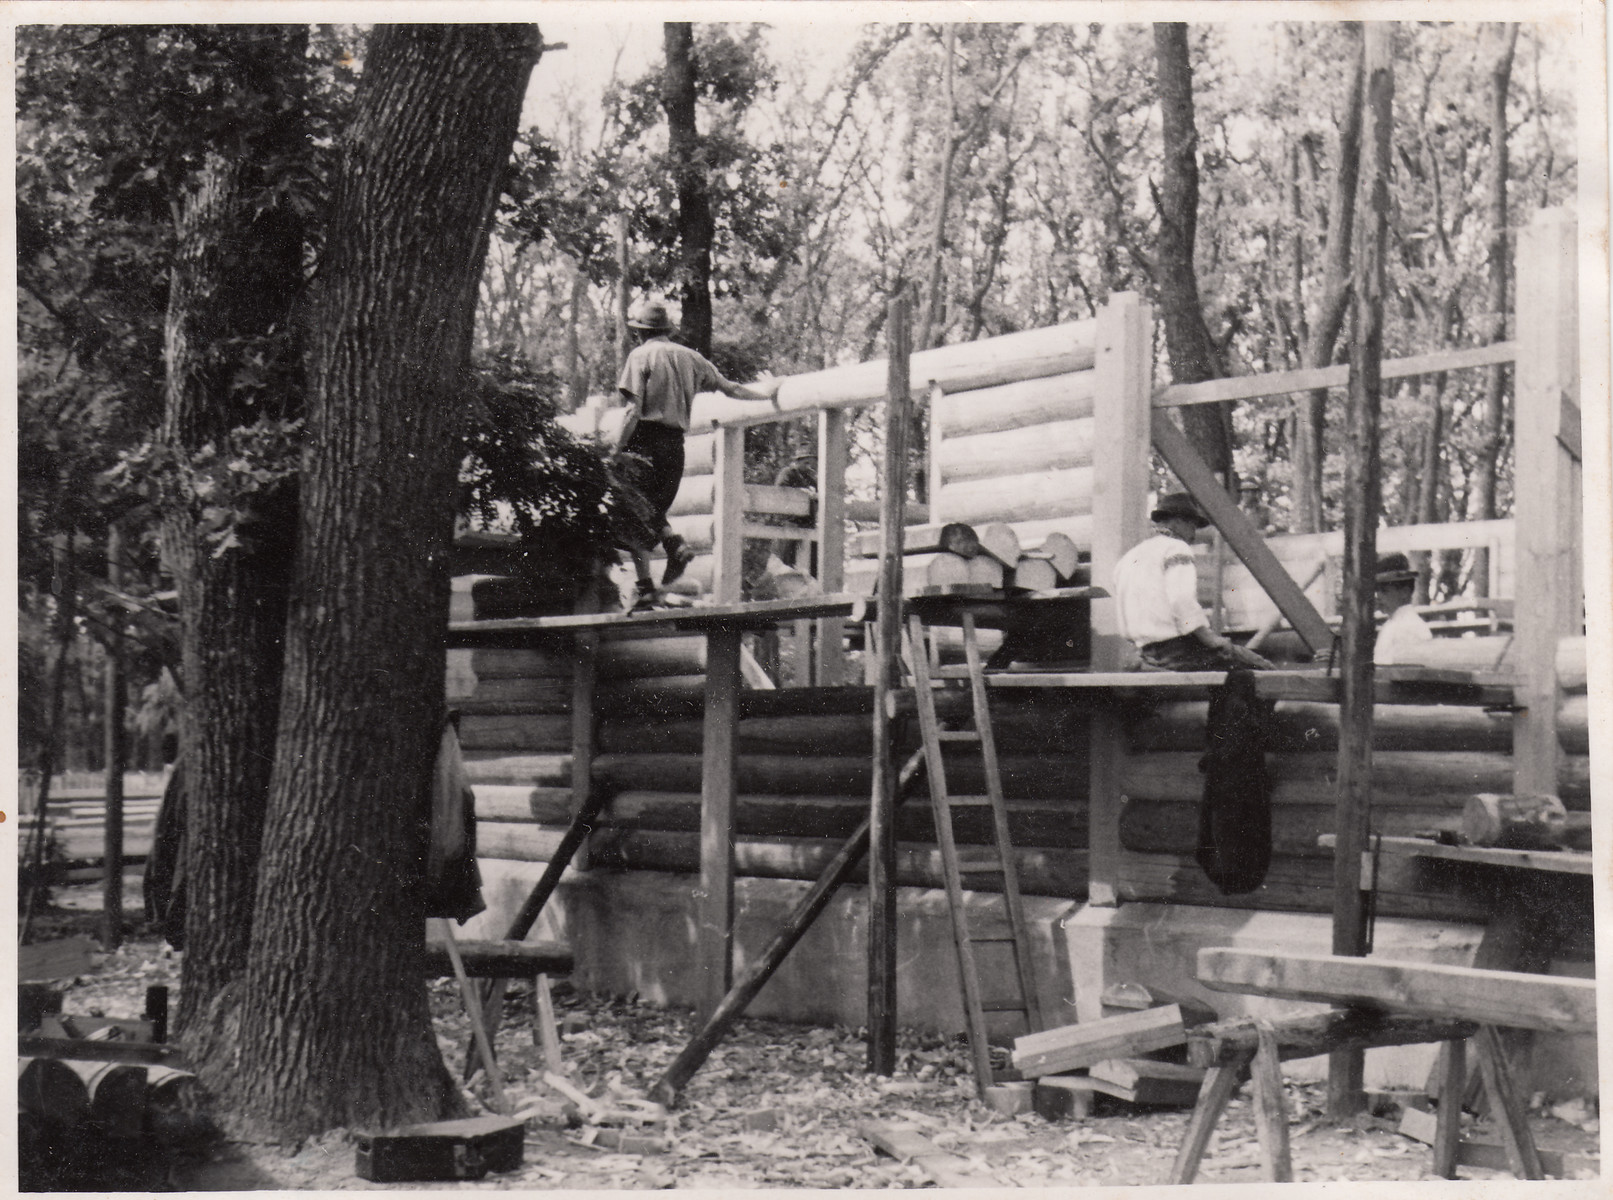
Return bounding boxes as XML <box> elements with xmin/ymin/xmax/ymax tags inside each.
<box><xmin>354</xmin><ymin>1115</ymin><xmax>526</xmax><ymax>1182</ymax></box>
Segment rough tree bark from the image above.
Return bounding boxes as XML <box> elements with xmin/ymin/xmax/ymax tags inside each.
<box><xmin>158</xmin><ymin>27</ymin><xmax>308</xmax><ymax>1044</ymax></box>
<box><xmin>664</xmin><ymin>22</ymin><xmax>714</xmax><ymax>357</ymax></box>
<box><xmin>230</xmin><ymin>24</ymin><xmax>543</xmax><ymax>1139</ymax></box>
<box><xmin>1152</xmin><ymin>23</ymin><xmax>1234</xmax><ymax>488</ymax></box>
<box><xmin>1292</xmin><ymin>26</ymin><xmax>1364</xmax><ymax>533</ymax></box>
<box><xmin>1471</xmin><ymin>22</ymin><xmax>1519</xmax><ymax>597</ymax></box>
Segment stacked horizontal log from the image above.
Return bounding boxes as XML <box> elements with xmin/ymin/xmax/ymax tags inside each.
<box><xmin>845</xmin><ymin>520</ymin><xmax>1086</xmax><ymax>600</ymax></box>
<box><xmin>1113</xmin><ymin>635</ymin><xmax>1590</xmax><ymax>920</ymax></box>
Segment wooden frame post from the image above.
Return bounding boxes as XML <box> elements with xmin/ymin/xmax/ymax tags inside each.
<box><xmin>569</xmin><ymin>631</ymin><xmax>597</xmax><ymax>872</ymax></box>
<box><xmin>868</xmin><ymin>296</ymin><xmax>911</xmax><ymax>1075</ymax></box>
<box><xmin>101</xmin><ymin>522</ymin><xmax>127</xmax><ymax>950</ymax></box>
<box><xmin>1087</xmin><ymin>292</ymin><xmax>1152</xmax><ymax>907</ymax></box>
<box><xmin>815</xmin><ymin>407</ymin><xmax>849</xmax><ymax>685</ymax></box>
<box><xmin>698</xmin><ymin>626</ymin><xmax>742</xmax><ymax>1023</ymax></box>
<box><xmin>711</xmin><ymin>423</ymin><xmax>746</xmax><ymax>605</ymax></box>
<box><xmin>1330</xmin><ymin>21</ymin><xmax>1393</xmax><ymax>1117</ymax></box>
<box><xmin>1512</xmin><ymin>207</ymin><xmax>1580</xmax><ymax>797</ymax></box>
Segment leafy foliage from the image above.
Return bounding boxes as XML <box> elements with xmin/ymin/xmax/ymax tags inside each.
<box><xmin>457</xmin><ymin>352</ymin><xmax>653</xmax><ymax>582</ymax></box>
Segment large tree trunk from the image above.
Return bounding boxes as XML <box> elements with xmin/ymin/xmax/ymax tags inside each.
<box><xmin>1471</xmin><ymin>22</ymin><xmax>1519</xmax><ymax>597</ymax></box>
<box><xmin>157</xmin><ymin>28</ymin><xmax>308</xmax><ymax>1045</ymax></box>
<box><xmin>1152</xmin><ymin>23</ymin><xmax>1234</xmax><ymax>488</ymax></box>
<box><xmin>231</xmin><ymin>24</ymin><xmax>542</xmax><ymax>1140</ymax></box>
<box><xmin>664</xmin><ymin>23</ymin><xmax>713</xmax><ymax>357</ymax></box>
<box><xmin>1292</xmin><ymin>25</ymin><xmax>1364</xmax><ymax>533</ymax></box>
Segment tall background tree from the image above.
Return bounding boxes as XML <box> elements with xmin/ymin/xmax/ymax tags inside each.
<box><xmin>1152</xmin><ymin>22</ymin><xmax>1236</xmax><ymax>488</ymax></box>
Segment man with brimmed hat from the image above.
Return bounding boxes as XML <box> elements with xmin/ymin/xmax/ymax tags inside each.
<box><xmin>1372</xmin><ymin>551</ymin><xmax>1431</xmax><ymax>665</ymax></box>
<box><xmin>612</xmin><ymin>297</ymin><xmax>782</xmax><ymax>612</ymax></box>
<box><xmin>1110</xmin><ymin>491</ymin><xmax>1274</xmax><ymax>671</ymax></box>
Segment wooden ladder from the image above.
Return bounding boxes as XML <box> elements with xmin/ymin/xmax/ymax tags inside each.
<box><xmin>903</xmin><ymin>609</ymin><xmax>1044</xmax><ymax>1095</ymax></box>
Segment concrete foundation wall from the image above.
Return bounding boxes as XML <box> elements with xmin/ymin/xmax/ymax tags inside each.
<box><xmin>464</xmin><ymin>859</ymin><xmax>1596</xmax><ymax>1102</ymax></box>
<box><xmin>462</xmin><ymin>858</ymin><xmax>1079</xmax><ymax>1035</ymax></box>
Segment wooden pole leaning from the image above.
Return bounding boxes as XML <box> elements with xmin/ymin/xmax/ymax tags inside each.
<box><xmin>868</xmin><ymin>296</ymin><xmax>912</xmax><ymax>1075</ymax></box>
<box><xmin>1330</xmin><ymin>20</ymin><xmax>1393</xmax><ymax>1118</ymax></box>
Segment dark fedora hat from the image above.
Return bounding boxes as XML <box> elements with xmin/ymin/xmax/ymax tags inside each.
<box><xmin>1151</xmin><ymin>492</ymin><xmax>1210</xmax><ymax>528</ymax></box>
<box><xmin>1375</xmin><ymin>552</ymin><xmax>1419</xmax><ymax>585</ymax></box>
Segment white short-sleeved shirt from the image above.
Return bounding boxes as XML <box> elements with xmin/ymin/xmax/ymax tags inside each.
<box><xmin>616</xmin><ymin>337</ymin><xmax>721</xmax><ymax>432</ymax></box>
<box><xmin>1111</xmin><ymin>531</ymin><xmax>1208</xmax><ymax>647</ymax></box>
<box><xmin>1374</xmin><ymin>605</ymin><xmax>1433</xmax><ymax>665</ymax></box>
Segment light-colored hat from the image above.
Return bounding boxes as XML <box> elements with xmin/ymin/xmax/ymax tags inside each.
<box><xmin>627</xmin><ymin>298</ymin><xmax>674</xmax><ymax>331</ymax></box>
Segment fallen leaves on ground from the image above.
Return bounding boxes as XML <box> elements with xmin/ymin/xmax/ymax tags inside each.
<box><xmin>42</xmin><ymin>919</ymin><xmax>1602</xmax><ymax>1190</ymax></box>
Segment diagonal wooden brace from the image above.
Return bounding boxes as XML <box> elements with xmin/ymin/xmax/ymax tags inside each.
<box><xmin>1150</xmin><ymin>412</ymin><xmax>1336</xmax><ymax>654</ymax></box>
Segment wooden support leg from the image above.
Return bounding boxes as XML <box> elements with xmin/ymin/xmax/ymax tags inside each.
<box><xmin>1250</xmin><ymin>1022</ymin><xmax>1292</xmax><ymax>1183</ymax></box>
<box><xmin>1433</xmin><ymin>1038</ymin><xmax>1466</xmax><ymax>1179</ymax></box>
<box><xmin>462</xmin><ymin>975</ymin><xmax>508</xmax><ymax>1081</ymax></box>
<box><xmin>699</xmin><ymin>628</ymin><xmax>742</xmax><ymax>1024</ymax></box>
<box><xmin>1169</xmin><ymin>1048</ymin><xmax>1253</xmax><ymax>1185</ymax></box>
<box><xmin>1473</xmin><ymin>1024</ymin><xmax>1544</xmax><ymax>1179</ymax></box>
<box><xmin>534</xmin><ymin>973</ymin><xmax>564</xmax><ymax>1075</ymax></box>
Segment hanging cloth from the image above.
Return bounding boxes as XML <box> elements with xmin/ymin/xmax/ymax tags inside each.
<box><xmin>1194</xmin><ymin>668</ymin><xmax>1275</xmax><ymax>895</ymax></box>
<box><xmin>423</xmin><ymin>718</ymin><xmax>486</xmax><ymax>923</ymax></box>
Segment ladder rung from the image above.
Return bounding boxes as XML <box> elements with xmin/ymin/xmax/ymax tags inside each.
<box><xmin>937</xmin><ymin>729</ymin><xmax>980</xmax><ymax>742</ymax></box>
<box><xmin>946</xmin><ymin>795</ymin><xmax>994</xmax><ymax>807</ymax></box>
<box><xmin>967</xmin><ymin>935</ymin><xmax>1018</xmax><ymax>946</ymax></box>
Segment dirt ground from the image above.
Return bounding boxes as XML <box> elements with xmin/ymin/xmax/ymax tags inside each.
<box><xmin>22</xmin><ymin>886</ymin><xmax>1602</xmax><ymax>1191</ymax></box>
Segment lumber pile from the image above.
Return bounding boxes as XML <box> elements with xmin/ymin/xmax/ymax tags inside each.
<box><xmin>847</xmin><ymin>520</ymin><xmax>1086</xmax><ymax>597</ymax></box>
<box><xmin>1012</xmin><ymin>1004</ymin><xmax>1187</xmax><ymax>1078</ymax></box>
<box><xmin>18</xmin><ymin>986</ymin><xmax>209</xmax><ymax>1147</ymax></box>
<box><xmin>1460</xmin><ymin>792</ymin><xmax>1582</xmax><ymax>850</ymax></box>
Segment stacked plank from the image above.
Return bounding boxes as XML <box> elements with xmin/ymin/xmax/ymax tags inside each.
<box><xmin>1011</xmin><ymin>1004</ymin><xmax>1206</xmax><ymax>1113</ymax></box>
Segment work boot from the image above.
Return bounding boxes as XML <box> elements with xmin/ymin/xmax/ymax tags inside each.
<box><xmin>629</xmin><ymin>583</ymin><xmax>660</xmax><ymax>614</ymax></box>
<box><xmin>661</xmin><ymin>534</ymin><xmax>696</xmax><ymax>587</ymax></box>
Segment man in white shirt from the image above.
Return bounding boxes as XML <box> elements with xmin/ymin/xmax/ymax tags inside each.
<box><xmin>1373</xmin><ymin>552</ymin><xmax>1432</xmax><ymax>665</ymax></box>
<box><xmin>1111</xmin><ymin>492</ymin><xmax>1274</xmax><ymax>671</ymax></box>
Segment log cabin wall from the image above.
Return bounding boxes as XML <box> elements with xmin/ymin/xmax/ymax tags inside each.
<box><xmin>451</xmin><ymin>600</ymin><xmax>1587</xmax><ymax>956</ymax></box>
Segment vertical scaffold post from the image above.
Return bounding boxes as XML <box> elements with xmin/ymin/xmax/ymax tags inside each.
<box><xmin>816</xmin><ymin>407</ymin><xmax>849</xmax><ymax>685</ymax></box>
<box><xmin>868</xmin><ymin>296</ymin><xmax>911</xmax><ymax>1075</ymax></box>
<box><xmin>711</xmin><ymin>423</ymin><xmax>746</xmax><ymax>604</ymax></box>
<box><xmin>1087</xmin><ymin>292</ymin><xmax>1152</xmax><ymax>909</ymax></box>
<box><xmin>1512</xmin><ymin>206</ymin><xmax>1580</xmax><ymax>799</ymax></box>
<box><xmin>1330</xmin><ymin>20</ymin><xmax>1394</xmax><ymax>1118</ymax></box>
